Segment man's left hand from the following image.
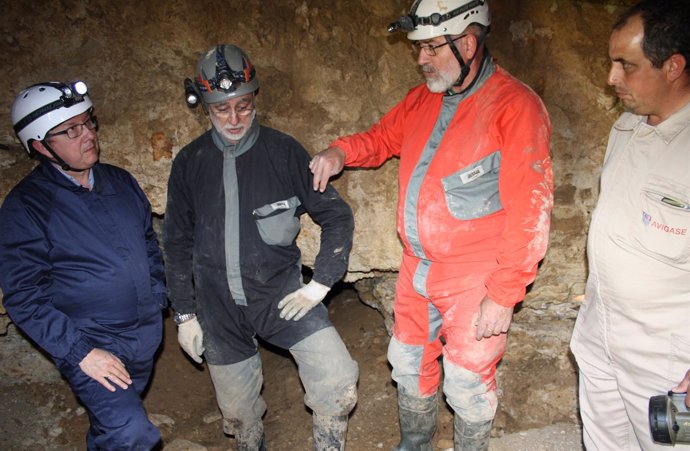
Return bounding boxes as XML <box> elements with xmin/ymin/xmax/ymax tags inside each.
<box><xmin>278</xmin><ymin>280</ymin><xmax>330</xmax><ymax>321</ymax></box>
<box><xmin>79</xmin><ymin>348</ymin><xmax>132</xmax><ymax>392</ymax></box>
<box><xmin>475</xmin><ymin>295</ymin><xmax>514</xmax><ymax>341</ymax></box>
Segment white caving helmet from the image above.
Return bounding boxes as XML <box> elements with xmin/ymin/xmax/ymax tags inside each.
<box><xmin>388</xmin><ymin>0</ymin><xmax>491</xmax><ymax>40</ymax></box>
<box><xmin>11</xmin><ymin>81</ymin><xmax>93</xmax><ymax>155</ymax></box>
<box><xmin>183</xmin><ymin>44</ymin><xmax>259</xmax><ymax>108</ymax></box>
<box><xmin>388</xmin><ymin>0</ymin><xmax>491</xmax><ymax>88</ymax></box>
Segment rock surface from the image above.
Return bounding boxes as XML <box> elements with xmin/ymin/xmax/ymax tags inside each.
<box><xmin>0</xmin><ymin>0</ymin><xmax>638</xmax><ymax>445</ymax></box>
<box><xmin>0</xmin><ymin>0</ymin><xmax>634</xmax><ymax>290</ymax></box>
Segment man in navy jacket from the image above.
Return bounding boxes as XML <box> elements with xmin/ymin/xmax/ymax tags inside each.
<box><xmin>0</xmin><ymin>80</ymin><xmax>166</xmax><ymax>450</ymax></box>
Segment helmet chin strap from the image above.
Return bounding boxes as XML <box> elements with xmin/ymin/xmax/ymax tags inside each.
<box><xmin>40</xmin><ymin>140</ymin><xmax>92</xmax><ymax>173</ymax></box>
<box><xmin>445</xmin><ymin>28</ymin><xmax>488</xmax><ymax>89</ymax></box>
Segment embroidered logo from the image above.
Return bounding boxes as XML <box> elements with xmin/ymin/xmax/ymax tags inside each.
<box><xmin>642</xmin><ymin>211</ymin><xmax>688</xmax><ymax>236</ymax></box>
<box><xmin>460</xmin><ymin>166</ymin><xmax>485</xmax><ymax>184</ymax></box>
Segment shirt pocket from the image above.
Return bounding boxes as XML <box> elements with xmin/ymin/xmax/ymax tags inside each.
<box><xmin>441</xmin><ymin>150</ymin><xmax>502</xmax><ymax>220</ymax></box>
<box><xmin>631</xmin><ymin>175</ymin><xmax>690</xmax><ymax>264</ymax></box>
<box><xmin>253</xmin><ymin>196</ymin><xmax>302</xmax><ymax>246</ymax></box>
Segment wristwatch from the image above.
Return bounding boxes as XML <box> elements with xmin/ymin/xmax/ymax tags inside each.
<box><xmin>173</xmin><ymin>312</ymin><xmax>197</xmax><ymax>325</ymax></box>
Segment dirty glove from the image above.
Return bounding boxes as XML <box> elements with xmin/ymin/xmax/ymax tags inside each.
<box><xmin>178</xmin><ymin>317</ymin><xmax>205</xmax><ymax>363</ymax></box>
<box><xmin>278</xmin><ymin>280</ymin><xmax>330</xmax><ymax>321</ymax></box>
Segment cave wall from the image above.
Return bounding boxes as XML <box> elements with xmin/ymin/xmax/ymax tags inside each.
<box><xmin>0</xmin><ymin>0</ymin><xmax>637</xmax><ymax>431</ymax></box>
<box><xmin>1</xmin><ymin>0</ymin><xmax>634</xmax><ymax>296</ymax></box>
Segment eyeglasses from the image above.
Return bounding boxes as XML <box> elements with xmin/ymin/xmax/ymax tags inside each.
<box><xmin>208</xmin><ymin>98</ymin><xmax>255</xmax><ymax>119</ymax></box>
<box><xmin>413</xmin><ymin>35</ymin><xmax>466</xmax><ymax>56</ymax></box>
<box><xmin>46</xmin><ymin>116</ymin><xmax>99</xmax><ymax>140</ymax></box>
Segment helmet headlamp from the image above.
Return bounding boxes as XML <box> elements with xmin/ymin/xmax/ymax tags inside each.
<box><xmin>183</xmin><ymin>78</ymin><xmax>200</xmax><ymax>108</ymax></box>
<box><xmin>388</xmin><ymin>14</ymin><xmax>416</xmax><ymax>33</ymax></box>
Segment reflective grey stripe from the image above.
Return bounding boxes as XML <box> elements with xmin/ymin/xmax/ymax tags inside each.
<box><xmin>404</xmin><ymin>97</ymin><xmax>461</xmax><ymax>258</ymax></box>
<box><xmin>413</xmin><ymin>258</ymin><xmax>445</xmax><ymax>342</ymax></box>
<box><xmin>223</xmin><ymin>151</ymin><xmax>246</xmax><ymax>305</ymax></box>
<box><xmin>427</xmin><ymin>300</ymin><xmax>442</xmax><ymax>343</ymax></box>
<box><xmin>403</xmin><ymin>60</ymin><xmax>496</xmax><ymax>259</ymax></box>
<box><xmin>413</xmin><ymin>258</ymin><xmax>431</xmax><ymax>298</ymax></box>
<box><xmin>217</xmin><ymin>120</ymin><xmax>259</xmax><ymax>306</ymax></box>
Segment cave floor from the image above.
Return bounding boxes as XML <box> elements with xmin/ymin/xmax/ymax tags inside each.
<box><xmin>0</xmin><ymin>287</ymin><xmax>581</xmax><ymax>450</ymax></box>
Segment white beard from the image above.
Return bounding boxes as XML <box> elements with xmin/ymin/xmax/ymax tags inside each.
<box><xmin>210</xmin><ymin>110</ymin><xmax>256</xmax><ymax>143</ymax></box>
<box><xmin>422</xmin><ymin>64</ymin><xmax>457</xmax><ymax>93</ymax></box>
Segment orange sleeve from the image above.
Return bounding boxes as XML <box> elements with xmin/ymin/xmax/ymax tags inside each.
<box><xmin>485</xmin><ymin>89</ymin><xmax>554</xmax><ymax>306</ymax></box>
<box><xmin>330</xmin><ymin>86</ymin><xmax>426</xmax><ymax>168</ymax></box>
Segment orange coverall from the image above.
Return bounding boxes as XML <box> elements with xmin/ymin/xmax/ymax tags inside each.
<box><xmin>331</xmin><ymin>63</ymin><xmax>553</xmax><ymax>421</ymax></box>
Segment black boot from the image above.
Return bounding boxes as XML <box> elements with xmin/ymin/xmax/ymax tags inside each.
<box><xmin>235</xmin><ymin>421</ymin><xmax>266</xmax><ymax>451</ymax></box>
<box><xmin>453</xmin><ymin>416</ymin><xmax>492</xmax><ymax>451</ymax></box>
<box><xmin>393</xmin><ymin>391</ymin><xmax>438</xmax><ymax>451</ymax></box>
<box><xmin>313</xmin><ymin>413</ymin><xmax>348</xmax><ymax>451</ymax></box>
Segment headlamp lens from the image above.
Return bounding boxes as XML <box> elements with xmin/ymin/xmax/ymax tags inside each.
<box><xmin>219</xmin><ymin>77</ymin><xmax>233</xmax><ymax>91</ymax></box>
<box><xmin>73</xmin><ymin>81</ymin><xmax>88</xmax><ymax>95</ymax></box>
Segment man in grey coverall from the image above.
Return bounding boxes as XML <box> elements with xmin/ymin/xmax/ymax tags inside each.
<box><xmin>164</xmin><ymin>44</ymin><xmax>358</xmax><ymax>450</ymax></box>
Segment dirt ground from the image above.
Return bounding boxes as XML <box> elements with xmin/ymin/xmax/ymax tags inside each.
<box><xmin>0</xmin><ymin>285</ymin><xmax>582</xmax><ymax>451</ymax></box>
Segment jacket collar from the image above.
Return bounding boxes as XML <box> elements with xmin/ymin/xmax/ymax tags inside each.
<box><xmin>38</xmin><ymin>161</ymin><xmax>115</xmax><ymax>195</ymax></box>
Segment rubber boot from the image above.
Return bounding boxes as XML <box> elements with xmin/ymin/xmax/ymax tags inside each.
<box><xmin>313</xmin><ymin>413</ymin><xmax>348</xmax><ymax>451</ymax></box>
<box><xmin>235</xmin><ymin>421</ymin><xmax>267</xmax><ymax>451</ymax></box>
<box><xmin>393</xmin><ymin>391</ymin><xmax>438</xmax><ymax>451</ymax></box>
<box><xmin>453</xmin><ymin>415</ymin><xmax>492</xmax><ymax>451</ymax></box>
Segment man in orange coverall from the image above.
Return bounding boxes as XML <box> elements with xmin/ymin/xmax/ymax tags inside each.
<box><xmin>310</xmin><ymin>1</ymin><xmax>553</xmax><ymax>450</ymax></box>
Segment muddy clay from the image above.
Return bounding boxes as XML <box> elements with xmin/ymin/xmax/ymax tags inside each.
<box><xmin>0</xmin><ymin>286</ymin><xmax>581</xmax><ymax>451</ymax></box>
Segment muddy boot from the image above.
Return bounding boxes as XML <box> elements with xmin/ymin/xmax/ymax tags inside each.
<box><xmin>235</xmin><ymin>421</ymin><xmax>266</xmax><ymax>451</ymax></box>
<box><xmin>453</xmin><ymin>416</ymin><xmax>492</xmax><ymax>451</ymax></box>
<box><xmin>312</xmin><ymin>413</ymin><xmax>348</xmax><ymax>451</ymax></box>
<box><xmin>393</xmin><ymin>391</ymin><xmax>438</xmax><ymax>451</ymax></box>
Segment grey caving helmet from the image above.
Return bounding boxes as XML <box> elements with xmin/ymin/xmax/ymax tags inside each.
<box><xmin>184</xmin><ymin>44</ymin><xmax>259</xmax><ymax>108</ymax></box>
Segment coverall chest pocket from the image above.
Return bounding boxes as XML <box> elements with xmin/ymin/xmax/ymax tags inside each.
<box><xmin>632</xmin><ymin>175</ymin><xmax>690</xmax><ymax>264</ymax></box>
<box><xmin>441</xmin><ymin>150</ymin><xmax>502</xmax><ymax>220</ymax></box>
<box><xmin>253</xmin><ymin>196</ymin><xmax>302</xmax><ymax>246</ymax></box>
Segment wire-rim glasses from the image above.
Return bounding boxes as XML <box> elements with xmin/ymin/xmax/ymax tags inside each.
<box><xmin>45</xmin><ymin>116</ymin><xmax>99</xmax><ymax>140</ymax></box>
<box><xmin>413</xmin><ymin>34</ymin><xmax>466</xmax><ymax>56</ymax></box>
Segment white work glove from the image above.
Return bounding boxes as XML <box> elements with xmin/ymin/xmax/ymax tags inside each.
<box><xmin>278</xmin><ymin>280</ymin><xmax>330</xmax><ymax>321</ymax></box>
<box><xmin>178</xmin><ymin>317</ymin><xmax>205</xmax><ymax>363</ymax></box>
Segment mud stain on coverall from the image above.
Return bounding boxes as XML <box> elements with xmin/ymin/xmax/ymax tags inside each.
<box><xmin>525</xmin><ymin>158</ymin><xmax>554</xmax><ymax>263</ymax></box>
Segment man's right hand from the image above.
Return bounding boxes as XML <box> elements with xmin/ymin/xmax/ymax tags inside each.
<box><xmin>309</xmin><ymin>147</ymin><xmax>346</xmax><ymax>192</ymax></box>
<box><xmin>671</xmin><ymin>369</ymin><xmax>690</xmax><ymax>408</ymax></box>
<box><xmin>178</xmin><ymin>317</ymin><xmax>205</xmax><ymax>363</ymax></box>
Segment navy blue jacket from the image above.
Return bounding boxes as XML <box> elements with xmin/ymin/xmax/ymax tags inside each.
<box><xmin>0</xmin><ymin>161</ymin><xmax>165</xmax><ymax>367</ymax></box>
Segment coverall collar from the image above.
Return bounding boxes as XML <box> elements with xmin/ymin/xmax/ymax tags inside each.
<box><xmin>445</xmin><ymin>49</ymin><xmax>495</xmax><ymax>100</ymax></box>
<box><xmin>211</xmin><ymin>118</ymin><xmax>260</xmax><ymax>158</ymax></box>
